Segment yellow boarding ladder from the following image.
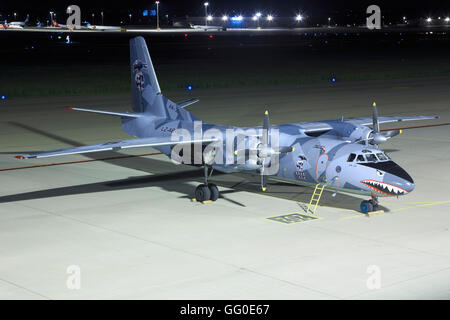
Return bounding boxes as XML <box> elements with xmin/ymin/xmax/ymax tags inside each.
<box><xmin>307</xmin><ymin>183</ymin><xmax>326</xmax><ymax>214</ymax></box>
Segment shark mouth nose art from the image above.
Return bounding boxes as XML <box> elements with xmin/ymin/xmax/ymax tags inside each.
<box><xmin>361</xmin><ymin>179</ymin><xmax>409</xmax><ymax>196</ymax></box>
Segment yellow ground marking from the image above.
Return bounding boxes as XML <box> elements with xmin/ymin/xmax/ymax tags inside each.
<box><xmin>191</xmin><ymin>198</ymin><xmax>213</xmax><ymax>204</ymax></box>
<box><xmin>389</xmin><ymin>200</ymin><xmax>450</xmax><ymax>213</ymax></box>
<box><xmin>264</xmin><ymin>212</ymin><xmax>324</xmax><ymax>225</ymax></box>
<box><xmin>339</xmin><ymin>200</ymin><xmax>450</xmax><ymax>220</ymax></box>
<box><xmin>367</xmin><ymin>210</ymin><xmax>385</xmax><ymax>216</ymax></box>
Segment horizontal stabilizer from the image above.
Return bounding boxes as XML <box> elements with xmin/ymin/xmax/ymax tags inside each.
<box><xmin>16</xmin><ymin>137</ymin><xmax>218</xmax><ymax>159</ymax></box>
<box><xmin>66</xmin><ymin>107</ymin><xmax>140</xmax><ymax>118</ymax></box>
<box><xmin>176</xmin><ymin>98</ymin><xmax>199</xmax><ymax>109</ymax></box>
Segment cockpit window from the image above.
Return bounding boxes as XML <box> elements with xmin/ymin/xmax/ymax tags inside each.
<box><xmin>376</xmin><ymin>153</ymin><xmax>388</xmax><ymax>161</ymax></box>
<box><xmin>347</xmin><ymin>153</ymin><xmax>356</xmax><ymax>162</ymax></box>
<box><xmin>365</xmin><ymin>154</ymin><xmax>377</xmax><ymax>162</ymax></box>
<box><xmin>357</xmin><ymin>155</ymin><xmax>365</xmax><ymax>162</ymax></box>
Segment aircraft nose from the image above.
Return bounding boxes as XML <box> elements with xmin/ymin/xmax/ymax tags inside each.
<box><xmin>397</xmin><ymin>178</ymin><xmax>415</xmax><ymax>194</ymax></box>
<box><xmin>402</xmin><ymin>179</ymin><xmax>416</xmax><ymax>193</ymax></box>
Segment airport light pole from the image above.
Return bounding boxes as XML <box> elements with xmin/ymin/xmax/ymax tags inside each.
<box><xmin>328</xmin><ymin>17</ymin><xmax>331</xmax><ymax>27</ymax></box>
<box><xmin>256</xmin><ymin>12</ymin><xmax>261</xmax><ymax>29</ymax></box>
<box><xmin>92</xmin><ymin>13</ymin><xmax>95</xmax><ymax>24</ymax></box>
<box><xmin>49</xmin><ymin>11</ymin><xmax>54</xmax><ymax>22</ymax></box>
<box><xmin>222</xmin><ymin>15</ymin><xmax>228</xmax><ymax>28</ymax></box>
<box><xmin>129</xmin><ymin>13</ymin><xmax>132</xmax><ymax>24</ymax></box>
<box><xmin>204</xmin><ymin>2</ymin><xmax>209</xmax><ymax>26</ymax></box>
<box><xmin>101</xmin><ymin>11</ymin><xmax>104</xmax><ymax>25</ymax></box>
<box><xmin>155</xmin><ymin>1</ymin><xmax>160</xmax><ymax>30</ymax></box>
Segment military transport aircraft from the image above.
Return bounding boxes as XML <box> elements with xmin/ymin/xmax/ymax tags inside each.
<box><xmin>16</xmin><ymin>36</ymin><xmax>443</xmax><ymax>213</ymax></box>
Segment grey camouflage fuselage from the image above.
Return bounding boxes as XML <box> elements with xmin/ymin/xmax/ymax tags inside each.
<box><xmin>122</xmin><ymin>114</ymin><xmax>415</xmax><ymax>198</ymax></box>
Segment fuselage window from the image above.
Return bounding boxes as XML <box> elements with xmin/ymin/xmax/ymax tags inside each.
<box><xmin>357</xmin><ymin>155</ymin><xmax>365</xmax><ymax>162</ymax></box>
<box><xmin>376</xmin><ymin>153</ymin><xmax>388</xmax><ymax>161</ymax></box>
<box><xmin>347</xmin><ymin>153</ymin><xmax>356</xmax><ymax>162</ymax></box>
<box><xmin>365</xmin><ymin>154</ymin><xmax>377</xmax><ymax>162</ymax></box>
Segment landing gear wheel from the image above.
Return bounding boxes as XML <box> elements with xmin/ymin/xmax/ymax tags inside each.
<box><xmin>360</xmin><ymin>200</ymin><xmax>374</xmax><ymax>213</ymax></box>
<box><xmin>370</xmin><ymin>200</ymin><xmax>379</xmax><ymax>211</ymax></box>
<box><xmin>208</xmin><ymin>183</ymin><xmax>219</xmax><ymax>201</ymax></box>
<box><xmin>195</xmin><ymin>184</ymin><xmax>211</xmax><ymax>202</ymax></box>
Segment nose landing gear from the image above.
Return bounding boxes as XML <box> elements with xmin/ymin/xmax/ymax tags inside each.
<box><xmin>360</xmin><ymin>194</ymin><xmax>379</xmax><ymax>213</ymax></box>
<box><xmin>194</xmin><ymin>166</ymin><xmax>220</xmax><ymax>203</ymax></box>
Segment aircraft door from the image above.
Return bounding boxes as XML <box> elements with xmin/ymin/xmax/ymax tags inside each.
<box><xmin>315</xmin><ymin>151</ymin><xmax>329</xmax><ymax>183</ymax></box>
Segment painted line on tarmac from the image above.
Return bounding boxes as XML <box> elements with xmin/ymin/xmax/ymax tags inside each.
<box><xmin>339</xmin><ymin>200</ymin><xmax>450</xmax><ymax>220</ymax></box>
<box><xmin>264</xmin><ymin>212</ymin><xmax>324</xmax><ymax>225</ymax></box>
<box><xmin>389</xmin><ymin>200</ymin><xmax>450</xmax><ymax>213</ymax></box>
<box><xmin>0</xmin><ymin>152</ymin><xmax>162</xmax><ymax>171</ymax></box>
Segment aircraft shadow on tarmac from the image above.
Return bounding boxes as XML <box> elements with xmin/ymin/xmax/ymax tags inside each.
<box><xmin>1</xmin><ymin>122</ymin><xmax>386</xmax><ymax>212</ymax></box>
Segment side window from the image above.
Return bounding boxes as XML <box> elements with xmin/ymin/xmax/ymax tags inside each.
<box><xmin>347</xmin><ymin>153</ymin><xmax>356</xmax><ymax>162</ymax></box>
<box><xmin>365</xmin><ymin>154</ymin><xmax>377</xmax><ymax>162</ymax></box>
<box><xmin>377</xmin><ymin>153</ymin><xmax>388</xmax><ymax>161</ymax></box>
<box><xmin>357</xmin><ymin>155</ymin><xmax>365</xmax><ymax>162</ymax></box>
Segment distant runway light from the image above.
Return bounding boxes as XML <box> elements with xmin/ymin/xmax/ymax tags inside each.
<box><xmin>1</xmin><ymin>95</ymin><xmax>6</xmax><ymax>100</ymax></box>
<box><xmin>256</xmin><ymin>12</ymin><xmax>262</xmax><ymax>17</ymax></box>
<box><xmin>427</xmin><ymin>17</ymin><xmax>432</xmax><ymax>22</ymax></box>
<box><xmin>231</xmin><ymin>16</ymin><xmax>243</xmax><ymax>21</ymax></box>
<box><xmin>186</xmin><ymin>85</ymin><xmax>193</xmax><ymax>91</ymax></box>
<box><xmin>446</xmin><ymin>17</ymin><xmax>450</xmax><ymax>22</ymax></box>
<box><xmin>184</xmin><ymin>33</ymin><xmax>188</xmax><ymax>37</ymax></box>
<box><xmin>222</xmin><ymin>15</ymin><xmax>228</xmax><ymax>21</ymax></box>
<box><xmin>331</xmin><ymin>77</ymin><xmax>337</xmax><ymax>83</ymax></box>
<box><xmin>252</xmin><ymin>16</ymin><xmax>257</xmax><ymax>21</ymax></box>
<box><xmin>209</xmin><ymin>34</ymin><xmax>213</xmax><ymax>39</ymax></box>
<box><xmin>267</xmin><ymin>15</ymin><xmax>273</xmax><ymax>21</ymax></box>
<box><xmin>296</xmin><ymin>15</ymin><xmax>303</xmax><ymax>21</ymax></box>
<box><xmin>207</xmin><ymin>15</ymin><xmax>213</xmax><ymax>21</ymax></box>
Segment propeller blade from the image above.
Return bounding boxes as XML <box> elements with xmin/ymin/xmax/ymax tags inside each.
<box><xmin>261</xmin><ymin>174</ymin><xmax>267</xmax><ymax>192</ymax></box>
<box><xmin>262</xmin><ymin>110</ymin><xmax>269</xmax><ymax>146</ymax></box>
<box><xmin>273</xmin><ymin>146</ymin><xmax>295</xmax><ymax>154</ymax></box>
<box><xmin>371</xmin><ymin>129</ymin><xmax>402</xmax><ymax>144</ymax></box>
<box><xmin>383</xmin><ymin>129</ymin><xmax>401</xmax><ymax>139</ymax></box>
<box><xmin>234</xmin><ymin>149</ymin><xmax>257</xmax><ymax>158</ymax></box>
<box><xmin>372</xmin><ymin>102</ymin><xmax>380</xmax><ymax>133</ymax></box>
<box><xmin>261</xmin><ymin>157</ymin><xmax>267</xmax><ymax>191</ymax></box>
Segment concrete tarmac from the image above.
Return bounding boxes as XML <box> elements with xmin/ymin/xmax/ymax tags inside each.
<box><xmin>0</xmin><ymin>76</ymin><xmax>450</xmax><ymax>299</ymax></box>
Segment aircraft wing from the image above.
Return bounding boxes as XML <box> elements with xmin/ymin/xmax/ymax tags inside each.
<box><xmin>345</xmin><ymin>115</ymin><xmax>439</xmax><ymax>126</ymax></box>
<box><xmin>15</xmin><ymin>137</ymin><xmax>218</xmax><ymax>159</ymax></box>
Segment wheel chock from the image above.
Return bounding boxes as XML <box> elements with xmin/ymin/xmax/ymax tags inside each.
<box><xmin>191</xmin><ymin>198</ymin><xmax>213</xmax><ymax>204</ymax></box>
<box><xmin>367</xmin><ymin>210</ymin><xmax>385</xmax><ymax>216</ymax></box>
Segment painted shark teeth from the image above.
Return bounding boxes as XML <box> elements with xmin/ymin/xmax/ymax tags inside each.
<box><xmin>361</xmin><ymin>179</ymin><xmax>408</xmax><ymax>195</ymax></box>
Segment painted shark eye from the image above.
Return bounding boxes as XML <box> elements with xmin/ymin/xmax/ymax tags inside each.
<box><xmin>376</xmin><ymin>170</ymin><xmax>384</xmax><ymax>177</ymax></box>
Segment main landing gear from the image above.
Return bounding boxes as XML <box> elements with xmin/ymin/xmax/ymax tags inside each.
<box><xmin>360</xmin><ymin>194</ymin><xmax>379</xmax><ymax>213</ymax></box>
<box><xmin>195</xmin><ymin>166</ymin><xmax>220</xmax><ymax>202</ymax></box>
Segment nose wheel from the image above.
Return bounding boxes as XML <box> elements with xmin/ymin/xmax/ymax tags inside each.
<box><xmin>194</xmin><ymin>166</ymin><xmax>220</xmax><ymax>202</ymax></box>
<box><xmin>360</xmin><ymin>194</ymin><xmax>379</xmax><ymax>213</ymax></box>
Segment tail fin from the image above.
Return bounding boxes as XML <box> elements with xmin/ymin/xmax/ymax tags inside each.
<box><xmin>52</xmin><ymin>19</ymin><xmax>58</xmax><ymax>27</ymax></box>
<box><xmin>130</xmin><ymin>36</ymin><xmax>164</xmax><ymax>115</ymax></box>
<box><xmin>129</xmin><ymin>36</ymin><xmax>197</xmax><ymax>121</ymax></box>
<box><xmin>24</xmin><ymin>14</ymin><xmax>29</xmax><ymax>25</ymax></box>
